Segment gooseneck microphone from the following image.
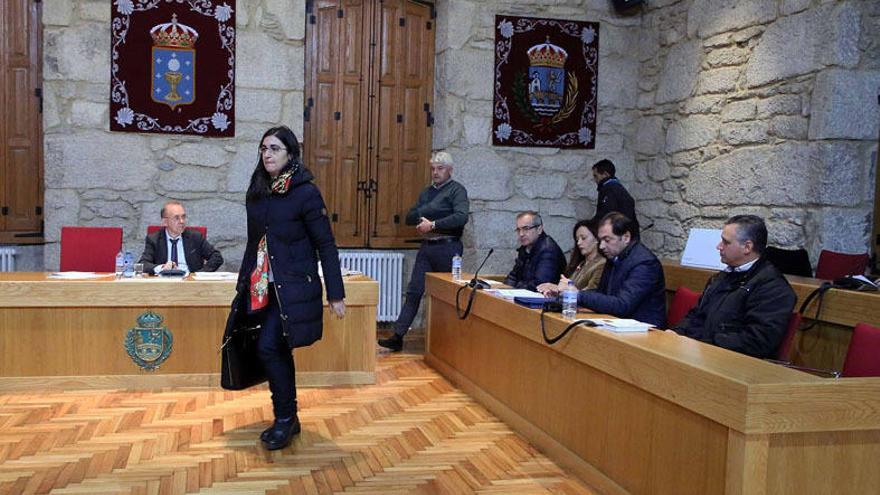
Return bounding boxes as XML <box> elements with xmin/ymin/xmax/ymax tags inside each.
<box><xmin>467</xmin><ymin>248</ymin><xmax>494</xmax><ymax>289</ymax></box>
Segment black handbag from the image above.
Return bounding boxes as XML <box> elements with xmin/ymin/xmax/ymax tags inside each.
<box><xmin>220</xmin><ymin>292</ymin><xmax>267</xmax><ymax>390</ymax></box>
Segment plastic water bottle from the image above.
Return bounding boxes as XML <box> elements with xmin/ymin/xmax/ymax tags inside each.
<box><xmin>115</xmin><ymin>250</ymin><xmax>125</xmax><ymax>278</ymax></box>
<box><xmin>562</xmin><ymin>280</ymin><xmax>578</xmax><ymax>319</ymax></box>
<box><xmin>451</xmin><ymin>254</ymin><xmax>462</xmax><ymax>281</ymax></box>
<box><xmin>123</xmin><ymin>251</ymin><xmax>134</xmax><ymax>278</ymax></box>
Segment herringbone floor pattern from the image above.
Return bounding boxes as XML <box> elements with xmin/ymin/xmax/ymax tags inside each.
<box><xmin>0</xmin><ymin>353</ymin><xmax>596</xmax><ymax>494</ymax></box>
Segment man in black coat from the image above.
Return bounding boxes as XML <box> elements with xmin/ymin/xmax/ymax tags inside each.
<box><xmin>591</xmin><ymin>159</ymin><xmax>639</xmax><ymax>235</ymax></box>
<box><xmin>577</xmin><ymin>212</ymin><xmax>666</xmax><ymax>327</ymax></box>
<box><xmin>138</xmin><ymin>201</ymin><xmax>223</xmax><ymax>274</ymax></box>
<box><xmin>673</xmin><ymin>215</ymin><xmax>796</xmax><ymax>359</ymax></box>
<box><xmin>504</xmin><ymin>211</ymin><xmax>566</xmax><ymax>292</ymax></box>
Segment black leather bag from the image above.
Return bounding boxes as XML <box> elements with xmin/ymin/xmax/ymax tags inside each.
<box><xmin>220</xmin><ymin>292</ymin><xmax>267</xmax><ymax>390</ymax></box>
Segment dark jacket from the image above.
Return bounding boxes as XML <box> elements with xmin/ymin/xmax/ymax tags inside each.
<box><xmin>593</xmin><ymin>177</ymin><xmax>638</xmax><ymax>231</ymax></box>
<box><xmin>577</xmin><ymin>241</ymin><xmax>666</xmax><ymax>327</ymax></box>
<box><xmin>405</xmin><ymin>179</ymin><xmax>469</xmax><ymax>237</ymax></box>
<box><xmin>674</xmin><ymin>257</ymin><xmax>796</xmax><ymax>359</ymax></box>
<box><xmin>236</xmin><ymin>167</ymin><xmax>345</xmax><ymax>348</ymax></box>
<box><xmin>504</xmin><ymin>232</ymin><xmax>566</xmax><ymax>291</ymax></box>
<box><xmin>138</xmin><ymin>228</ymin><xmax>223</xmax><ymax>273</ymax></box>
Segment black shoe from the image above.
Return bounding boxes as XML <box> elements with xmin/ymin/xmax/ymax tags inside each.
<box><xmin>261</xmin><ymin>416</ymin><xmax>301</xmax><ymax>450</ymax></box>
<box><xmin>378</xmin><ymin>333</ymin><xmax>403</xmax><ymax>352</ymax></box>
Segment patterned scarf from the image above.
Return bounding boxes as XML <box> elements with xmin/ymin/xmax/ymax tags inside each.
<box><xmin>249</xmin><ymin>167</ymin><xmax>296</xmax><ymax>310</ymax></box>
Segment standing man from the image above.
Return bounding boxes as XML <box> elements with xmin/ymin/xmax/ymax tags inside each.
<box><xmin>504</xmin><ymin>211</ymin><xmax>566</xmax><ymax>292</ymax></box>
<box><xmin>378</xmin><ymin>151</ymin><xmax>469</xmax><ymax>352</ymax></box>
<box><xmin>672</xmin><ymin>215</ymin><xmax>796</xmax><ymax>359</ymax></box>
<box><xmin>577</xmin><ymin>212</ymin><xmax>666</xmax><ymax>327</ymax></box>
<box><xmin>591</xmin><ymin>159</ymin><xmax>638</xmax><ymax>234</ymax></box>
<box><xmin>138</xmin><ymin>200</ymin><xmax>223</xmax><ymax>274</ymax></box>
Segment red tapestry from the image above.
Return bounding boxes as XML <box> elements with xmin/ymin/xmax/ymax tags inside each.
<box><xmin>493</xmin><ymin>15</ymin><xmax>598</xmax><ymax>149</ymax></box>
<box><xmin>110</xmin><ymin>0</ymin><xmax>235</xmax><ymax>137</ymax></box>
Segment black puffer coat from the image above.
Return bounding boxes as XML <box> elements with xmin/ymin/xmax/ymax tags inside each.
<box><xmin>235</xmin><ymin>167</ymin><xmax>345</xmax><ymax>348</ymax></box>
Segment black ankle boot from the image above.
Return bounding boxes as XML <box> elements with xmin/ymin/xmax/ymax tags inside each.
<box><xmin>378</xmin><ymin>333</ymin><xmax>403</xmax><ymax>352</ymax></box>
<box><xmin>261</xmin><ymin>415</ymin><xmax>301</xmax><ymax>450</ymax></box>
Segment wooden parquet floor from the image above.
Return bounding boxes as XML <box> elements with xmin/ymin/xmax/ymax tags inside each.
<box><xmin>0</xmin><ymin>353</ymin><xmax>596</xmax><ymax>495</ymax></box>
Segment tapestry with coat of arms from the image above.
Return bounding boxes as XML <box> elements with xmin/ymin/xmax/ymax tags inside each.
<box><xmin>493</xmin><ymin>15</ymin><xmax>598</xmax><ymax>149</ymax></box>
<box><xmin>110</xmin><ymin>0</ymin><xmax>235</xmax><ymax>137</ymax></box>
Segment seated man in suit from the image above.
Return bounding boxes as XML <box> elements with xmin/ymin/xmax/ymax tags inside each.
<box><xmin>138</xmin><ymin>201</ymin><xmax>223</xmax><ymax>274</ymax></box>
<box><xmin>504</xmin><ymin>211</ymin><xmax>566</xmax><ymax>291</ymax></box>
<box><xmin>672</xmin><ymin>215</ymin><xmax>796</xmax><ymax>358</ymax></box>
<box><xmin>578</xmin><ymin>212</ymin><xmax>666</xmax><ymax>327</ymax></box>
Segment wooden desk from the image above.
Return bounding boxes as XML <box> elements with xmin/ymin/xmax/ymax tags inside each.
<box><xmin>0</xmin><ymin>273</ymin><xmax>378</xmax><ymax>390</ymax></box>
<box><xmin>425</xmin><ymin>274</ymin><xmax>880</xmax><ymax>495</ymax></box>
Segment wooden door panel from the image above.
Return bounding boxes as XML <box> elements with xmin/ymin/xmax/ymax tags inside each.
<box><xmin>315</xmin><ymin>2</ymin><xmax>339</xmax><ymax>76</ymax></box>
<box><xmin>4</xmin><ymin>149</ymin><xmax>38</xmax><ymax>230</ymax></box>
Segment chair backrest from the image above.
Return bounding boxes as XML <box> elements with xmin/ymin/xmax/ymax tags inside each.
<box><xmin>815</xmin><ymin>250</ymin><xmax>869</xmax><ymax>280</ymax></box>
<box><xmin>667</xmin><ymin>286</ymin><xmax>701</xmax><ymax>329</ymax></box>
<box><xmin>764</xmin><ymin>246</ymin><xmax>812</xmax><ymax>278</ymax></box>
<box><xmin>60</xmin><ymin>226</ymin><xmax>123</xmax><ymax>272</ymax></box>
<box><xmin>841</xmin><ymin>323</ymin><xmax>880</xmax><ymax>377</ymax></box>
<box><xmin>775</xmin><ymin>312</ymin><xmax>802</xmax><ymax>361</ymax></box>
<box><xmin>147</xmin><ymin>225</ymin><xmax>208</xmax><ymax>239</ymax></box>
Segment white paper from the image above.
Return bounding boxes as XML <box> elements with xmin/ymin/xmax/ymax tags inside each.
<box><xmin>191</xmin><ymin>272</ymin><xmax>238</xmax><ymax>281</ymax></box>
<box><xmin>584</xmin><ymin>318</ymin><xmax>653</xmax><ymax>332</ymax></box>
<box><xmin>48</xmin><ymin>272</ymin><xmax>108</xmax><ymax>279</ymax></box>
<box><xmin>487</xmin><ymin>289</ymin><xmax>545</xmax><ymax>299</ymax></box>
<box><xmin>681</xmin><ymin>228</ymin><xmax>726</xmax><ymax>270</ymax></box>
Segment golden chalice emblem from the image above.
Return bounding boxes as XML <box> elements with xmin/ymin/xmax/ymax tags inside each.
<box><xmin>164</xmin><ymin>71</ymin><xmax>183</xmax><ymax>103</ymax></box>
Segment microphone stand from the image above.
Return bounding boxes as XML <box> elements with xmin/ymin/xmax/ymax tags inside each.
<box><xmin>456</xmin><ymin>249</ymin><xmax>494</xmax><ymax>319</ymax></box>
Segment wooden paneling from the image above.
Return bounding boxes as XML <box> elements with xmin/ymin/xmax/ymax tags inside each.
<box><xmin>0</xmin><ymin>0</ymin><xmax>43</xmax><ymax>236</ymax></box>
<box><xmin>424</xmin><ymin>273</ymin><xmax>880</xmax><ymax>494</ymax></box>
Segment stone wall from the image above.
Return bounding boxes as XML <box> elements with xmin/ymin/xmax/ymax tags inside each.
<box><xmin>629</xmin><ymin>0</ymin><xmax>879</xmax><ymax>264</ymax></box>
<box><xmin>42</xmin><ymin>0</ymin><xmax>306</xmax><ymax>270</ymax></box>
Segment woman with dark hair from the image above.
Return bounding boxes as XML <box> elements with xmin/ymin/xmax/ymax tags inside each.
<box><xmin>537</xmin><ymin>219</ymin><xmax>605</xmax><ymax>295</ymax></box>
<box><xmin>234</xmin><ymin>125</ymin><xmax>345</xmax><ymax>450</ymax></box>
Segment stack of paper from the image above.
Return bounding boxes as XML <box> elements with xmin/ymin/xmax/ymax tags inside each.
<box><xmin>585</xmin><ymin>318</ymin><xmax>653</xmax><ymax>332</ymax></box>
<box><xmin>191</xmin><ymin>272</ymin><xmax>238</xmax><ymax>281</ymax></box>
<box><xmin>48</xmin><ymin>272</ymin><xmax>107</xmax><ymax>279</ymax></box>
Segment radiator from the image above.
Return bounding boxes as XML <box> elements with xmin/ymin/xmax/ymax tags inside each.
<box><xmin>0</xmin><ymin>247</ymin><xmax>15</xmax><ymax>272</ymax></box>
<box><xmin>339</xmin><ymin>251</ymin><xmax>404</xmax><ymax>322</ymax></box>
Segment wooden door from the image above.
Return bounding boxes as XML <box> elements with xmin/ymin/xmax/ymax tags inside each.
<box><xmin>304</xmin><ymin>0</ymin><xmax>434</xmax><ymax>249</ymax></box>
<box><xmin>0</xmin><ymin>0</ymin><xmax>43</xmax><ymax>242</ymax></box>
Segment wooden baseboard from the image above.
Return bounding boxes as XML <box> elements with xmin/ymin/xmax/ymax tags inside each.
<box><xmin>0</xmin><ymin>371</ymin><xmax>375</xmax><ymax>391</ymax></box>
<box><xmin>425</xmin><ymin>353</ymin><xmax>629</xmax><ymax>495</ymax></box>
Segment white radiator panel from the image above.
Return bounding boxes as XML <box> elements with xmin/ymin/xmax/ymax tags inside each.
<box><xmin>0</xmin><ymin>248</ymin><xmax>15</xmax><ymax>272</ymax></box>
<box><xmin>339</xmin><ymin>251</ymin><xmax>404</xmax><ymax>322</ymax></box>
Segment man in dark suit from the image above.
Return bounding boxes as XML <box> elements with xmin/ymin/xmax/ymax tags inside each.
<box><xmin>504</xmin><ymin>211</ymin><xmax>566</xmax><ymax>292</ymax></box>
<box><xmin>138</xmin><ymin>201</ymin><xmax>223</xmax><ymax>274</ymax></box>
<box><xmin>591</xmin><ymin>159</ymin><xmax>639</xmax><ymax>235</ymax></box>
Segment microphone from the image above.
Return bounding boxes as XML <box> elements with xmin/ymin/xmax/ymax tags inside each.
<box><xmin>467</xmin><ymin>248</ymin><xmax>494</xmax><ymax>289</ymax></box>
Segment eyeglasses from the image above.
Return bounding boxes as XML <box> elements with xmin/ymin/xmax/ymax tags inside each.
<box><xmin>514</xmin><ymin>225</ymin><xmax>538</xmax><ymax>234</ymax></box>
<box><xmin>164</xmin><ymin>214</ymin><xmax>187</xmax><ymax>222</ymax></box>
<box><xmin>259</xmin><ymin>144</ymin><xmax>285</xmax><ymax>154</ymax></box>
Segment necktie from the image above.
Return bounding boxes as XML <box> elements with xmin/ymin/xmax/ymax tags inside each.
<box><xmin>170</xmin><ymin>238</ymin><xmax>179</xmax><ymax>265</ymax></box>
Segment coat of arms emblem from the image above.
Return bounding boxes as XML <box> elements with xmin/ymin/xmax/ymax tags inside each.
<box><xmin>124</xmin><ymin>311</ymin><xmax>174</xmax><ymax>371</ymax></box>
<box><xmin>150</xmin><ymin>14</ymin><xmax>198</xmax><ymax>110</ymax></box>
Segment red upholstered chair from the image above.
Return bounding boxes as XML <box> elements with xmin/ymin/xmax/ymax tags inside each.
<box><xmin>60</xmin><ymin>226</ymin><xmax>123</xmax><ymax>272</ymax></box>
<box><xmin>147</xmin><ymin>225</ymin><xmax>208</xmax><ymax>238</ymax></box>
<box><xmin>841</xmin><ymin>323</ymin><xmax>880</xmax><ymax>377</ymax></box>
<box><xmin>815</xmin><ymin>249</ymin><xmax>869</xmax><ymax>280</ymax></box>
<box><xmin>666</xmin><ymin>286</ymin><xmax>701</xmax><ymax>329</ymax></box>
<box><xmin>774</xmin><ymin>312</ymin><xmax>802</xmax><ymax>362</ymax></box>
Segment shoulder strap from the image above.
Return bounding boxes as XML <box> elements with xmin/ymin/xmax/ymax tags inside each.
<box><xmin>798</xmin><ymin>282</ymin><xmax>833</xmax><ymax>331</ymax></box>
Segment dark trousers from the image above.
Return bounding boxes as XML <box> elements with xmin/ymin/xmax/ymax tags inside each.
<box><xmin>256</xmin><ymin>285</ymin><xmax>297</xmax><ymax>419</ymax></box>
<box><xmin>394</xmin><ymin>240</ymin><xmax>462</xmax><ymax>337</ymax></box>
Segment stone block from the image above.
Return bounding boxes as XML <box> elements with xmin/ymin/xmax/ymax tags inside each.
<box><xmin>183</xmin><ymin>198</ymin><xmax>246</xmax><ymax>241</ymax></box>
<box><xmin>633</xmin><ymin>116</ymin><xmax>665</xmax><ymax>155</ymax></box>
<box><xmin>685</xmin><ymin>143</ymin><xmax>819</xmax><ymax>206</ymax></box>
<box><xmin>782</xmin><ymin>0</ymin><xmax>811</xmax><ymax>16</ymax></box>
<box><xmin>647</xmin><ymin>157</ymin><xmax>670</xmax><ymax>181</ymax></box>
<box><xmin>817</xmin><ymin>142</ymin><xmax>868</xmax><ymax>207</ymax></box>
<box><xmin>721</xmin><ymin>99</ymin><xmax>757</xmax><ymax>122</ymax></box>
<box><xmin>721</xmin><ymin>121</ymin><xmax>769</xmax><ymax>145</ymax></box>
<box><xmin>80</xmin><ymin>1</ymin><xmax>111</xmax><ymax>22</ymax></box>
<box><xmin>45</xmin><ymin>24</ymin><xmax>109</xmax><ymax>83</ymax></box>
<box><xmin>444</xmin><ymin>48</ymin><xmax>493</xmax><ymax>100</ymax></box>
<box><xmin>687</xmin><ymin>0</ymin><xmax>776</xmax><ymax>38</ymax></box>
<box><xmin>282</xmin><ymin>91</ymin><xmax>305</xmax><ymax>134</ymax></box>
<box><xmin>237</xmin><ymin>32</ymin><xmax>302</xmax><ymax>90</ymax></box>
<box><xmin>598</xmin><ymin>57</ymin><xmax>640</xmax><ymax>108</ymax></box>
<box><xmin>237</xmin><ymin>0</ymin><xmax>252</xmax><ymax>27</ymax></box>
<box><xmin>756</xmin><ymin>94</ymin><xmax>801</xmax><ymax>117</ymax></box>
<box><xmin>670</xmin><ymin>203</ymin><xmax>700</xmax><ymax>221</ymax></box>
<box><xmin>47</xmin><ymin>132</ymin><xmax>155</xmax><ymax>189</ymax></box>
<box><xmin>809</xmin><ymin>69</ymin><xmax>880</xmax><ymax>140</ymax></box>
<box><xmin>469</xmin><ymin>210</ymin><xmax>519</xmax><ymax>249</ymax></box>
<box><xmin>656</xmin><ymin>40</ymin><xmax>702</xmax><ymax>104</ymax></box>
<box><xmin>665</xmin><ymin>115</ymin><xmax>719</xmax><ymax>153</ymax></box>
<box><xmin>443</xmin><ymin>1</ymin><xmax>476</xmax><ymax>51</ymax></box>
<box><xmin>43</xmin><ymin>189</ymin><xmax>80</xmax><ymax>242</ymax></box>
<box><xmin>70</xmin><ymin>100</ymin><xmax>106</xmax><ymax>128</ymax></box>
<box><xmin>705</xmin><ymin>46</ymin><xmax>749</xmax><ymax>67</ymax></box>
<box><xmin>43</xmin><ymin>0</ymin><xmax>73</xmax><ymax>26</ymax></box>
<box><xmin>819</xmin><ymin>4</ymin><xmax>860</xmax><ymax>69</ymax></box>
<box><xmin>682</xmin><ymin>95</ymin><xmax>725</xmax><ymax>114</ymax></box>
<box><xmin>463</xmin><ymin>114</ymin><xmax>490</xmax><ymax>146</ymax></box>
<box><xmin>157</xmin><ymin>166</ymin><xmax>222</xmax><ymax>192</ymax></box>
<box><xmin>43</xmin><ymin>85</ymin><xmax>62</xmax><ymax>130</ymax></box>
<box><xmin>514</xmin><ymin>171</ymin><xmax>567</xmax><ymax>200</ymax></box>
<box><xmin>265</xmin><ymin>0</ymin><xmax>305</xmax><ymax>40</ymax></box>
<box><xmin>769</xmin><ymin>116</ymin><xmax>808</xmax><ymax>140</ymax></box>
<box><xmin>815</xmin><ymin>207</ymin><xmax>872</xmax><ymax>253</ymax></box>
<box><xmin>765</xmin><ymin>218</ymin><xmax>805</xmax><ymax>247</ymax></box>
<box><xmin>454</xmin><ymin>148</ymin><xmax>512</xmax><ymax>201</ymax></box>
<box><xmin>236</xmin><ymin>89</ymin><xmax>284</xmax><ymax>123</ymax></box>
<box><xmin>538</xmin><ymin>153</ymin><xmax>586</xmax><ymax>174</ymax></box>
<box><xmin>166</xmin><ymin>142</ymin><xmax>229</xmax><ymax>168</ymax></box>
<box><xmin>697</xmin><ymin>67</ymin><xmax>740</xmax><ymax>94</ymax></box>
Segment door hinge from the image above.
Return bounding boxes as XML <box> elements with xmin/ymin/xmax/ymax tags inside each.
<box><xmin>1</xmin><ymin>207</ymin><xmax>8</xmax><ymax>216</ymax></box>
<box><xmin>309</xmin><ymin>14</ymin><xmax>316</xmax><ymax>24</ymax></box>
<box><xmin>393</xmin><ymin>214</ymin><xmax>400</xmax><ymax>224</ymax></box>
<box><xmin>396</xmin><ymin>114</ymin><xmax>403</xmax><ymax>123</ymax></box>
<box><xmin>305</xmin><ymin>0</ymin><xmax>313</xmax><ymax>13</ymax></box>
<box><xmin>307</xmin><ymin>97</ymin><xmax>314</xmax><ymax>107</ymax></box>
<box><xmin>426</xmin><ymin>21</ymin><xmax>432</xmax><ymax>30</ymax></box>
<box><xmin>334</xmin><ymin>111</ymin><xmax>341</xmax><ymax>121</ymax></box>
<box><xmin>430</xmin><ymin>5</ymin><xmax>436</xmax><ymax>19</ymax></box>
<box><xmin>35</xmin><ymin>87</ymin><xmax>43</xmax><ymax>113</ymax></box>
<box><xmin>331</xmin><ymin>213</ymin><xmax>339</xmax><ymax>222</ymax></box>
<box><xmin>35</xmin><ymin>206</ymin><xmax>42</xmax><ymax>216</ymax></box>
<box><xmin>303</xmin><ymin>106</ymin><xmax>311</xmax><ymax>122</ymax></box>
<box><xmin>399</xmin><ymin>17</ymin><xmax>405</xmax><ymax>27</ymax></box>
<box><xmin>337</xmin><ymin>9</ymin><xmax>343</xmax><ymax>18</ymax></box>
<box><xmin>426</xmin><ymin>111</ymin><xmax>434</xmax><ymax>127</ymax></box>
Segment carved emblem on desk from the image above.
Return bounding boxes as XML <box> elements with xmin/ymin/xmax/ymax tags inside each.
<box><xmin>124</xmin><ymin>311</ymin><xmax>174</xmax><ymax>371</ymax></box>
